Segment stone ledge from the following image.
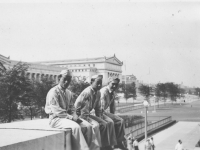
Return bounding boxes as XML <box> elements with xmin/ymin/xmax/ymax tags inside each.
<box><xmin>0</xmin><ymin>119</ymin><xmax>72</xmax><ymax>150</ymax></box>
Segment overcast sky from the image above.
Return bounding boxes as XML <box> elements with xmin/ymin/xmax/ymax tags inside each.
<box><xmin>0</xmin><ymin>0</ymin><xmax>200</xmax><ymax>87</ymax></box>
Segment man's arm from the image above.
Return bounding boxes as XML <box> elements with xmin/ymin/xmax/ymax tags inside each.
<box><xmin>68</xmin><ymin>91</ymin><xmax>76</xmax><ymax>115</ymax></box>
<box><xmin>100</xmin><ymin>89</ymin><xmax>106</xmax><ymax>113</ymax></box>
<box><xmin>46</xmin><ymin>90</ymin><xmax>73</xmax><ymax>120</ymax></box>
<box><xmin>110</xmin><ymin>99</ymin><xmax>116</xmax><ymax>114</ymax></box>
<box><xmin>74</xmin><ymin>92</ymin><xmax>89</xmax><ymax>120</ymax></box>
<box><xmin>95</xmin><ymin>92</ymin><xmax>103</xmax><ymax>117</ymax></box>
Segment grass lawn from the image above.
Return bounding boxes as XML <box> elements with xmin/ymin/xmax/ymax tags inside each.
<box><xmin>123</xmin><ymin>100</ymin><xmax>200</xmax><ymax>122</ymax></box>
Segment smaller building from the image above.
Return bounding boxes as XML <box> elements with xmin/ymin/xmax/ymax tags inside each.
<box><xmin>121</xmin><ymin>74</ymin><xmax>137</xmax><ymax>84</ymax></box>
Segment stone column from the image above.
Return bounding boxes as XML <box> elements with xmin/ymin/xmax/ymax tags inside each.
<box><xmin>36</xmin><ymin>73</ymin><xmax>40</xmax><ymax>81</ymax></box>
<box><xmin>26</xmin><ymin>72</ymin><xmax>30</xmax><ymax>79</ymax></box>
<box><xmin>41</xmin><ymin>74</ymin><xmax>44</xmax><ymax>80</ymax></box>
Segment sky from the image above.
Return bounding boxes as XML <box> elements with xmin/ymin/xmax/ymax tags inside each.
<box><xmin>0</xmin><ymin>0</ymin><xmax>200</xmax><ymax>87</ymax></box>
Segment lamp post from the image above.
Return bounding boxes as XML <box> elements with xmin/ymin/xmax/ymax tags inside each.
<box><xmin>143</xmin><ymin>100</ymin><xmax>149</xmax><ymax>142</ymax></box>
<box><xmin>152</xmin><ymin>95</ymin><xmax>156</xmax><ymax>113</ymax></box>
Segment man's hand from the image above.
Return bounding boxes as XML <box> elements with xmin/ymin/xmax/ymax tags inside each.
<box><xmin>76</xmin><ymin>109</ymin><xmax>81</xmax><ymax>116</ymax></box>
<box><xmin>72</xmin><ymin>114</ymin><xmax>79</xmax><ymax>122</ymax></box>
<box><xmin>100</xmin><ymin>109</ymin><xmax>104</xmax><ymax>119</ymax></box>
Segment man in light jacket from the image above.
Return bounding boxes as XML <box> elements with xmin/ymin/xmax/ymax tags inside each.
<box><xmin>75</xmin><ymin>75</ymin><xmax>116</xmax><ymax>150</ymax></box>
<box><xmin>175</xmin><ymin>140</ymin><xmax>184</xmax><ymax>150</ymax></box>
<box><xmin>45</xmin><ymin>70</ymin><xmax>100</xmax><ymax>150</ymax></box>
<box><xmin>100</xmin><ymin>77</ymin><xmax>127</xmax><ymax>150</ymax></box>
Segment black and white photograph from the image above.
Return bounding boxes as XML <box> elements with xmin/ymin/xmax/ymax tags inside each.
<box><xmin>0</xmin><ymin>0</ymin><xmax>200</xmax><ymax>150</ymax></box>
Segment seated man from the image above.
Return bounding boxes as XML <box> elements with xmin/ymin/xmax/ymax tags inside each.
<box><xmin>100</xmin><ymin>77</ymin><xmax>127</xmax><ymax>150</ymax></box>
<box><xmin>75</xmin><ymin>75</ymin><xmax>117</xmax><ymax>150</ymax></box>
<box><xmin>45</xmin><ymin>70</ymin><xmax>100</xmax><ymax>150</ymax></box>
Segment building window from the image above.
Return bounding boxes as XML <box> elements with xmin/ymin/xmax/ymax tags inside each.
<box><xmin>88</xmin><ymin>64</ymin><xmax>90</xmax><ymax>66</ymax></box>
<box><xmin>93</xmin><ymin>64</ymin><xmax>95</xmax><ymax>67</ymax></box>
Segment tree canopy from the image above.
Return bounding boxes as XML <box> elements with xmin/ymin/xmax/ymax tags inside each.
<box><xmin>138</xmin><ymin>84</ymin><xmax>153</xmax><ymax>101</ymax></box>
<box><xmin>0</xmin><ymin>62</ymin><xmax>31</xmax><ymax>122</ymax></box>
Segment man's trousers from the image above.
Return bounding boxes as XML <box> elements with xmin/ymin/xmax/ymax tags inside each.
<box><xmin>104</xmin><ymin>112</ymin><xmax>126</xmax><ymax>144</ymax></box>
<box><xmin>89</xmin><ymin>115</ymin><xmax>117</xmax><ymax>148</ymax></box>
<box><xmin>49</xmin><ymin>117</ymin><xmax>100</xmax><ymax>150</ymax></box>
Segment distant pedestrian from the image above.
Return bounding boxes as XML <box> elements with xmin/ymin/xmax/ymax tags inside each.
<box><xmin>133</xmin><ymin>138</ymin><xmax>139</xmax><ymax>150</ymax></box>
<box><xmin>175</xmin><ymin>140</ymin><xmax>184</xmax><ymax>150</ymax></box>
<box><xmin>125</xmin><ymin>134</ymin><xmax>134</xmax><ymax>150</ymax></box>
<box><xmin>144</xmin><ymin>139</ymin><xmax>152</xmax><ymax>150</ymax></box>
<box><xmin>150</xmin><ymin>137</ymin><xmax>155</xmax><ymax>150</ymax></box>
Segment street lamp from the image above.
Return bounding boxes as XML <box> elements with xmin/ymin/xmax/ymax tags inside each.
<box><xmin>143</xmin><ymin>100</ymin><xmax>149</xmax><ymax>142</ymax></box>
<box><xmin>152</xmin><ymin>95</ymin><xmax>156</xmax><ymax>113</ymax></box>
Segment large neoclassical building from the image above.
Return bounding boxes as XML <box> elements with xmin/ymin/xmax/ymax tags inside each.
<box><xmin>0</xmin><ymin>54</ymin><xmax>123</xmax><ymax>85</ymax></box>
<box><xmin>0</xmin><ymin>54</ymin><xmax>62</xmax><ymax>82</ymax></box>
<box><xmin>35</xmin><ymin>54</ymin><xmax>123</xmax><ymax>85</ymax></box>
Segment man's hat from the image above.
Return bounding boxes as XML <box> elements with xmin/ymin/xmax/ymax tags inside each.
<box><xmin>108</xmin><ymin>76</ymin><xmax>120</xmax><ymax>84</ymax></box>
<box><xmin>59</xmin><ymin>69</ymin><xmax>72</xmax><ymax>76</ymax></box>
<box><xmin>91</xmin><ymin>75</ymin><xmax>103</xmax><ymax>80</ymax></box>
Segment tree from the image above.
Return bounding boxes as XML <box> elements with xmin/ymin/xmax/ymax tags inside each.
<box><xmin>138</xmin><ymin>84</ymin><xmax>153</xmax><ymax>102</ymax></box>
<box><xmin>155</xmin><ymin>83</ymin><xmax>168</xmax><ymax>106</ymax></box>
<box><xmin>188</xmin><ymin>89</ymin><xmax>192</xmax><ymax>95</ymax></box>
<box><xmin>165</xmin><ymin>82</ymin><xmax>179</xmax><ymax>104</ymax></box>
<box><xmin>116</xmin><ymin>83</ymin><xmax>123</xmax><ymax>93</ymax></box>
<box><xmin>31</xmin><ymin>77</ymin><xmax>55</xmax><ymax>118</ymax></box>
<box><xmin>126</xmin><ymin>82</ymin><xmax>137</xmax><ymax>101</ymax></box>
<box><xmin>69</xmin><ymin>77</ymin><xmax>90</xmax><ymax>100</ymax></box>
<box><xmin>0</xmin><ymin>62</ymin><xmax>31</xmax><ymax>123</ymax></box>
<box><xmin>155</xmin><ymin>83</ymin><xmax>162</xmax><ymax>107</ymax></box>
<box><xmin>195</xmin><ymin>88</ymin><xmax>200</xmax><ymax>98</ymax></box>
<box><xmin>179</xmin><ymin>88</ymin><xmax>185</xmax><ymax>99</ymax></box>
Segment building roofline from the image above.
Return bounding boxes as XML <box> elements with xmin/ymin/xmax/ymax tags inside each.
<box><xmin>10</xmin><ymin>60</ymin><xmax>63</xmax><ymax>71</ymax></box>
<box><xmin>31</xmin><ymin>56</ymin><xmax>106</xmax><ymax>63</ymax></box>
<box><xmin>30</xmin><ymin>55</ymin><xmax>123</xmax><ymax>65</ymax></box>
<box><xmin>0</xmin><ymin>54</ymin><xmax>9</xmax><ymax>59</ymax></box>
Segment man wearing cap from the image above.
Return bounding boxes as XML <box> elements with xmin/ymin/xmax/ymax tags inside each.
<box><xmin>45</xmin><ymin>70</ymin><xmax>100</xmax><ymax>150</ymax></box>
<box><xmin>100</xmin><ymin>77</ymin><xmax>127</xmax><ymax>150</ymax></box>
<box><xmin>75</xmin><ymin>75</ymin><xmax>116</xmax><ymax>150</ymax></box>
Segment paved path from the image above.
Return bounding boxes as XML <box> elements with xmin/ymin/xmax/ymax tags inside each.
<box><xmin>139</xmin><ymin>122</ymin><xmax>200</xmax><ymax>150</ymax></box>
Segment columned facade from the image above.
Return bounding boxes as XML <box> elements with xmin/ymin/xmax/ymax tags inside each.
<box><xmin>0</xmin><ymin>54</ymin><xmax>123</xmax><ymax>85</ymax></box>
<box><xmin>37</xmin><ymin>55</ymin><xmax>123</xmax><ymax>85</ymax></box>
<box><xmin>0</xmin><ymin>56</ymin><xmax>62</xmax><ymax>83</ymax></box>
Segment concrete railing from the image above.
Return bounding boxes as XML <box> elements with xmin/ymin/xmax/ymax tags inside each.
<box><xmin>130</xmin><ymin>116</ymin><xmax>172</xmax><ymax>137</ymax></box>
